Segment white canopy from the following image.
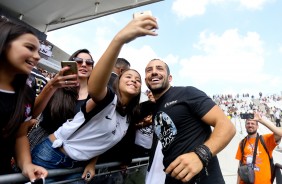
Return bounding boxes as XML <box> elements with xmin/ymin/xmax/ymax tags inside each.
<box><xmin>0</xmin><ymin>0</ymin><xmax>163</xmax><ymax>32</ymax></box>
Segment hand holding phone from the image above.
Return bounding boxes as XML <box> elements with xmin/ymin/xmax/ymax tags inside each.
<box><xmin>61</xmin><ymin>61</ymin><xmax>78</xmax><ymax>76</ymax></box>
<box><xmin>133</xmin><ymin>10</ymin><xmax>155</xmax><ymax>30</ymax></box>
<box><xmin>25</xmin><ymin>178</ymin><xmax>45</xmax><ymax>184</ymax></box>
<box><xmin>133</xmin><ymin>10</ymin><xmax>152</xmax><ymax>19</ymax></box>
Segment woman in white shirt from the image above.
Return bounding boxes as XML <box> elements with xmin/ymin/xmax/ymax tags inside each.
<box><xmin>30</xmin><ymin>14</ymin><xmax>158</xmax><ymax>181</ymax></box>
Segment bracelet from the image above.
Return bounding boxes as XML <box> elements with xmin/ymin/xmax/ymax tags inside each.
<box><xmin>194</xmin><ymin>144</ymin><xmax>212</xmax><ymax>176</ymax></box>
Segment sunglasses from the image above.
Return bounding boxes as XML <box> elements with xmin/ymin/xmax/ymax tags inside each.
<box><xmin>73</xmin><ymin>57</ymin><xmax>94</xmax><ymax>66</ymax></box>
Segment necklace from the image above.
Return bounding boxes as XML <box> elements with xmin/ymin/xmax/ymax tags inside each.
<box><xmin>27</xmin><ymin>120</ymin><xmax>39</xmax><ymax>137</ymax></box>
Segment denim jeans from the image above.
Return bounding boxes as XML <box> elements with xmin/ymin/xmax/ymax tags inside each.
<box><xmin>89</xmin><ymin>172</ymin><xmax>124</xmax><ymax>184</ymax></box>
<box><xmin>124</xmin><ymin>165</ymin><xmax>147</xmax><ymax>184</ymax></box>
<box><xmin>31</xmin><ymin>137</ymin><xmax>83</xmax><ymax>169</ymax></box>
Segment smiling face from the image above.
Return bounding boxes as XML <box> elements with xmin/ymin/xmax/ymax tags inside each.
<box><xmin>145</xmin><ymin>59</ymin><xmax>171</xmax><ymax>95</ymax></box>
<box><xmin>75</xmin><ymin>52</ymin><xmax>93</xmax><ymax>78</ymax></box>
<box><xmin>245</xmin><ymin>119</ymin><xmax>258</xmax><ymax>136</ymax></box>
<box><xmin>119</xmin><ymin>69</ymin><xmax>141</xmax><ymax>97</ymax></box>
<box><xmin>5</xmin><ymin>33</ymin><xmax>40</xmax><ymax>75</ymax></box>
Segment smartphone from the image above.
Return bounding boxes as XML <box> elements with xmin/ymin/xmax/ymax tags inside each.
<box><xmin>240</xmin><ymin>113</ymin><xmax>254</xmax><ymax>119</ymax></box>
<box><xmin>133</xmin><ymin>10</ymin><xmax>154</xmax><ymax>30</ymax></box>
<box><xmin>61</xmin><ymin>61</ymin><xmax>77</xmax><ymax>76</ymax></box>
<box><xmin>25</xmin><ymin>178</ymin><xmax>45</xmax><ymax>184</ymax></box>
<box><xmin>133</xmin><ymin>10</ymin><xmax>152</xmax><ymax>19</ymax></box>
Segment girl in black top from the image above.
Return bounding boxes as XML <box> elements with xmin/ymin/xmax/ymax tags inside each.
<box><xmin>0</xmin><ymin>16</ymin><xmax>47</xmax><ymax>180</ymax></box>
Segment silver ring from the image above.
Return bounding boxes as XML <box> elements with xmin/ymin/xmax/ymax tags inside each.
<box><xmin>65</xmin><ymin>80</ymin><xmax>68</xmax><ymax>84</ymax></box>
<box><xmin>86</xmin><ymin>172</ymin><xmax>91</xmax><ymax>180</ymax></box>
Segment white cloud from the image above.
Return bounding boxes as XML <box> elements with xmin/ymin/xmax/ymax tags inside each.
<box><xmin>279</xmin><ymin>46</ymin><xmax>282</xmax><ymax>53</ymax></box>
<box><xmin>239</xmin><ymin>0</ymin><xmax>271</xmax><ymax>10</ymax></box>
<box><xmin>119</xmin><ymin>45</ymin><xmax>158</xmax><ymax>91</ymax></box>
<box><xmin>178</xmin><ymin>29</ymin><xmax>265</xmax><ymax>84</ymax></box>
<box><xmin>172</xmin><ymin>0</ymin><xmax>209</xmax><ymax>19</ymax></box>
<box><xmin>171</xmin><ymin>0</ymin><xmax>273</xmax><ymax>19</ymax></box>
<box><xmin>163</xmin><ymin>54</ymin><xmax>179</xmax><ymax>66</ymax></box>
<box><xmin>47</xmin><ymin>16</ymin><xmax>119</xmax><ymax>61</ymax></box>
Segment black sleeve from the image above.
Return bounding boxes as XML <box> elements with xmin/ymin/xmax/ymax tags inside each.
<box><xmin>82</xmin><ymin>87</ymin><xmax>115</xmax><ymax>121</ymax></box>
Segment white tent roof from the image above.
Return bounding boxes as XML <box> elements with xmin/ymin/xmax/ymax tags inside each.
<box><xmin>0</xmin><ymin>0</ymin><xmax>163</xmax><ymax>32</ymax></box>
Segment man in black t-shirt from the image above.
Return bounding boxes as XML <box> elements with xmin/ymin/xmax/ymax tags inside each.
<box><xmin>144</xmin><ymin>59</ymin><xmax>236</xmax><ymax>184</ymax></box>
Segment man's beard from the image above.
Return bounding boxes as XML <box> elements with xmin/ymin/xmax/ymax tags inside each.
<box><xmin>149</xmin><ymin>85</ymin><xmax>166</xmax><ymax>94</ymax></box>
<box><xmin>148</xmin><ymin>81</ymin><xmax>169</xmax><ymax>95</ymax></box>
<box><xmin>247</xmin><ymin>130</ymin><xmax>257</xmax><ymax>136</ymax></box>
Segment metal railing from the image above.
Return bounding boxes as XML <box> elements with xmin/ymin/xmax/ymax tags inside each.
<box><xmin>0</xmin><ymin>157</ymin><xmax>149</xmax><ymax>184</ymax></box>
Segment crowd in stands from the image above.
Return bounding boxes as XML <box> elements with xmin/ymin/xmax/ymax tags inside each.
<box><xmin>212</xmin><ymin>94</ymin><xmax>282</xmax><ymax>123</ymax></box>
<box><xmin>1</xmin><ymin>14</ymin><xmax>281</xmax><ymax>184</ymax></box>
<box><xmin>36</xmin><ymin>66</ymin><xmax>56</xmax><ymax>81</ymax></box>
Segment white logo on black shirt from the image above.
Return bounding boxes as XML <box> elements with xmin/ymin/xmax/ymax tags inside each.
<box><xmin>164</xmin><ymin>100</ymin><xmax>177</xmax><ymax>108</ymax></box>
<box><xmin>154</xmin><ymin>111</ymin><xmax>177</xmax><ymax>148</ymax></box>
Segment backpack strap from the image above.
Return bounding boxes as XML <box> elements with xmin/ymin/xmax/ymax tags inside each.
<box><xmin>252</xmin><ymin>134</ymin><xmax>260</xmax><ymax>167</ymax></box>
<box><xmin>240</xmin><ymin>137</ymin><xmax>247</xmax><ymax>165</ymax></box>
<box><xmin>259</xmin><ymin>135</ymin><xmax>271</xmax><ymax>158</ymax></box>
<box><xmin>240</xmin><ymin>134</ymin><xmax>259</xmax><ymax>168</ymax></box>
<box><xmin>259</xmin><ymin>135</ymin><xmax>275</xmax><ymax>183</ymax></box>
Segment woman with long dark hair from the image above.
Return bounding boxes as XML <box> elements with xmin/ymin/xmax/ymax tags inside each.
<box><xmin>16</xmin><ymin>48</ymin><xmax>92</xmax><ymax>182</ymax></box>
<box><xmin>0</xmin><ymin>16</ymin><xmax>47</xmax><ymax>179</ymax></box>
<box><xmin>29</xmin><ymin>49</ymin><xmax>94</xmax><ymax>149</ymax></box>
<box><xmin>31</xmin><ymin>14</ymin><xmax>158</xmax><ymax>181</ymax></box>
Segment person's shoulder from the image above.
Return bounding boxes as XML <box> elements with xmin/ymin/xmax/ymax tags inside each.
<box><xmin>110</xmin><ymin>72</ymin><xmax>118</xmax><ymax>78</ymax></box>
<box><xmin>170</xmin><ymin>86</ymin><xmax>195</xmax><ymax>91</ymax></box>
<box><xmin>173</xmin><ymin>86</ymin><xmax>207</xmax><ymax>95</ymax></box>
<box><xmin>262</xmin><ymin>133</ymin><xmax>275</xmax><ymax>140</ymax></box>
<box><xmin>173</xmin><ymin>86</ymin><xmax>201</xmax><ymax>90</ymax></box>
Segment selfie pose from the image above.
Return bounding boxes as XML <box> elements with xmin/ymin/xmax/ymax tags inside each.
<box><xmin>144</xmin><ymin>59</ymin><xmax>236</xmax><ymax>184</ymax></box>
<box><xmin>31</xmin><ymin>14</ymin><xmax>158</xmax><ymax>181</ymax></box>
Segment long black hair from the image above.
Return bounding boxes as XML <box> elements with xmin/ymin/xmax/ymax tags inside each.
<box><xmin>42</xmin><ymin>49</ymin><xmax>93</xmax><ymax>132</ymax></box>
<box><xmin>44</xmin><ymin>87</ymin><xmax>78</xmax><ymax>132</ymax></box>
<box><xmin>0</xmin><ymin>16</ymin><xmax>38</xmax><ymax>138</ymax></box>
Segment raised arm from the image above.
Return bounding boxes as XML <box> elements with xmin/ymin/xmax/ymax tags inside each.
<box><xmin>88</xmin><ymin>15</ymin><xmax>158</xmax><ymax>102</ymax></box>
<box><xmin>253</xmin><ymin>112</ymin><xmax>282</xmax><ymax>141</ymax></box>
<box><xmin>32</xmin><ymin>67</ymin><xmax>78</xmax><ymax>118</ymax></box>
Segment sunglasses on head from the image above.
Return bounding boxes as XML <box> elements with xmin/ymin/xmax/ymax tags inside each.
<box><xmin>73</xmin><ymin>57</ymin><xmax>94</xmax><ymax>66</ymax></box>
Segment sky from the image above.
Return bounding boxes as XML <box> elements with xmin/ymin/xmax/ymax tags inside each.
<box><xmin>47</xmin><ymin>0</ymin><xmax>282</xmax><ymax>97</ymax></box>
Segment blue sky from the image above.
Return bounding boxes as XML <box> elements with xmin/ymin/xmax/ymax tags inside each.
<box><xmin>47</xmin><ymin>0</ymin><xmax>282</xmax><ymax>97</ymax></box>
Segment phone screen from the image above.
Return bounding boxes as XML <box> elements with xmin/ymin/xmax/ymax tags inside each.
<box><xmin>25</xmin><ymin>178</ymin><xmax>45</xmax><ymax>184</ymax></box>
<box><xmin>32</xmin><ymin>178</ymin><xmax>45</xmax><ymax>184</ymax></box>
